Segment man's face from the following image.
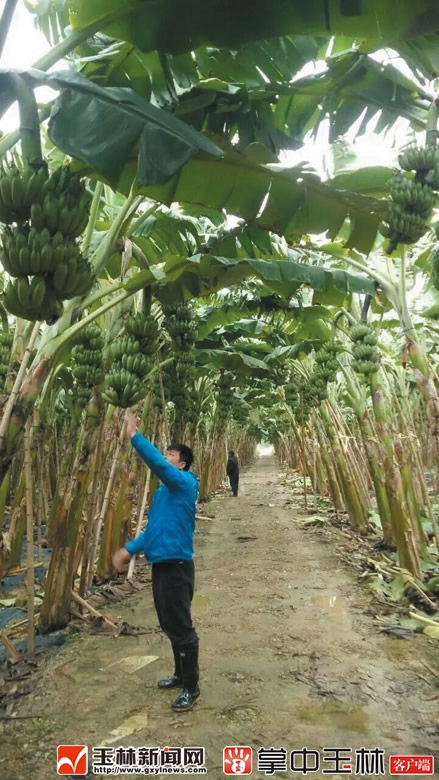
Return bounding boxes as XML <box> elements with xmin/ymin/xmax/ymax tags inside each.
<box><xmin>164</xmin><ymin>449</ymin><xmax>186</xmax><ymax>470</ymax></box>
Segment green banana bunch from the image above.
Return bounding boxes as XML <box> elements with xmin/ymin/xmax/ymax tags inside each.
<box><xmin>164</xmin><ymin>304</ymin><xmax>198</xmax><ymax>353</ymax></box>
<box><xmin>0</xmin><ymin>163</ymin><xmax>49</xmax><ymax>224</ymax></box>
<box><xmin>349</xmin><ymin>323</ymin><xmax>379</xmax><ymax>377</ymax></box>
<box><xmin>0</xmin><ymin>327</ymin><xmax>13</xmax><ymax>387</ymax></box>
<box><xmin>121</xmin><ymin>353</ymin><xmax>151</xmax><ymax>377</ymax></box>
<box><xmin>284</xmin><ymin>383</ymin><xmax>299</xmax><ymax>408</ymax></box>
<box><xmin>68</xmin><ymin>258</ymin><xmax>93</xmax><ymax>298</ymax></box>
<box><xmin>34</xmin><ymin>192</ymin><xmax>90</xmax><ymax>238</ymax></box>
<box><xmin>351</xmin><ymin>343</ymin><xmax>377</xmax><ymax>360</ymax></box>
<box><xmin>390</xmin><ymin>175</ymin><xmax>435</xmax><ymax>215</ymax></box>
<box><xmin>103</xmin><ymin>367</ymin><xmax>146</xmax><ymax>408</ymax></box>
<box><xmin>81</xmin><ymin>324</ymin><xmax>105</xmax><ymax>352</ymax></box>
<box><xmin>49</xmin><ymin>250</ymin><xmax>93</xmax><ymax>300</ymax></box>
<box><xmin>308</xmin><ymin>341</ymin><xmax>342</xmax><ymax>402</ymax></box>
<box><xmin>106</xmin><ymin>337</ymin><xmax>141</xmax><ymax>362</ymax></box>
<box><xmin>162</xmin><ymin>303</ymin><xmax>192</xmax><ymax>322</ymax></box>
<box><xmin>391</xmin><ymin>213</ymin><xmax>426</xmax><ymax>242</ymax></box>
<box><xmin>71</xmin><ymin>321</ymin><xmax>105</xmax><ymax>397</ymax></box>
<box><xmin>125</xmin><ymin>313</ymin><xmax>159</xmax><ymax>342</ymax></box>
<box><xmin>350</xmin><ymin>323</ymin><xmax>376</xmax><ymax>342</ymax></box>
<box><xmin>0</xmin><ymin>226</ymin><xmax>80</xmax><ymax>277</ymax></box>
<box><xmin>379</xmin><ymin>212</ymin><xmax>427</xmax><ymax>245</ymax></box>
<box><xmin>0</xmin><ymin>328</ymin><xmax>13</xmax><ymax>349</ymax></box>
<box><xmin>351</xmin><ymin>359</ymin><xmax>379</xmax><ymax>375</ymax></box>
<box><xmin>398</xmin><ymin>145</ymin><xmax>439</xmax><ymax>173</ymax></box>
<box><xmin>3</xmin><ymin>275</ymin><xmax>60</xmax><ymax>321</ymax></box>
<box><xmin>47</xmin><ymin>167</ymin><xmax>86</xmax><ymax>200</ymax></box>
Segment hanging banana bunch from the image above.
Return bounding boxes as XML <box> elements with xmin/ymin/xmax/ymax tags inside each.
<box><xmin>71</xmin><ymin>323</ymin><xmax>106</xmax><ymax>411</ymax></box>
<box><xmin>162</xmin><ymin>304</ymin><xmax>198</xmax><ymax>425</ymax></box>
<box><xmin>0</xmin><ymin>162</ymin><xmax>48</xmax><ymax>224</ymax></box>
<box><xmin>103</xmin><ymin>312</ymin><xmax>160</xmax><ymax>408</ymax></box>
<box><xmin>215</xmin><ymin>372</ymin><xmax>234</xmax><ymax>425</ymax></box>
<box><xmin>0</xmin><ymin>327</ymin><xmax>13</xmax><ymax>393</ymax></box>
<box><xmin>284</xmin><ymin>373</ymin><xmax>315</xmax><ymax>422</ymax></box>
<box><xmin>154</xmin><ymin>353</ymin><xmax>174</xmax><ymax>408</ymax></box>
<box><xmin>231</xmin><ymin>395</ymin><xmax>250</xmax><ymax>427</ymax></box>
<box><xmin>284</xmin><ymin>380</ymin><xmax>299</xmax><ymax>410</ymax></box>
<box><xmin>349</xmin><ymin>323</ymin><xmax>379</xmax><ymax>377</ymax></box>
<box><xmin>379</xmin><ymin>145</ymin><xmax>439</xmax><ymax>254</ymax></box>
<box><xmin>0</xmin><ymin>163</ymin><xmax>94</xmax><ymax>322</ymax></box>
<box><xmin>310</xmin><ymin>340</ymin><xmax>343</xmax><ymax>402</ymax></box>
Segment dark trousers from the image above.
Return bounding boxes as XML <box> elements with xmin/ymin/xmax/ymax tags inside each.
<box><xmin>229</xmin><ymin>475</ymin><xmax>239</xmax><ymax>496</ymax></box>
<box><xmin>151</xmin><ymin>560</ymin><xmax>198</xmax><ymax>649</ymax></box>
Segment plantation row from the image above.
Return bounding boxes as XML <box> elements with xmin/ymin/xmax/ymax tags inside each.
<box><xmin>0</xmin><ymin>0</ymin><xmax>439</xmax><ymax>639</ymax></box>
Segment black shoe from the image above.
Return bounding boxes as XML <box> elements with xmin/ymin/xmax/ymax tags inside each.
<box><xmin>157</xmin><ymin>675</ymin><xmax>183</xmax><ymax>689</ymax></box>
<box><xmin>171</xmin><ymin>686</ymin><xmax>200</xmax><ymax>712</ymax></box>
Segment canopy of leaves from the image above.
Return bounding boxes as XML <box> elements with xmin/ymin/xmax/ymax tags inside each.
<box><xmin>70</xmin><ymin>0</ymin><xmax>439</xmax><ymax>53</ymax></box>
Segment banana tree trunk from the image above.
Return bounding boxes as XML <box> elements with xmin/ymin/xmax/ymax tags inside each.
<box><xmin>116</xmin><ymin>466</ymin><xmax>136</xmax><ymax>549</ymax></box>
<box><xmin>343</xmin><ymin>369</ymin><xmax>395</xmax><ymax>546</ymax></box>
<box><xmin>86</xmin><ymin>421</ymin><xmax>124</xmax><ymax>590</ymax></box>
<box><xmin>369</xmin><ymin>377</ymin><xmax>422</xmax><ymax>578</ymax></box>
<box><xmin>359</xmin><ymin>408</ymin><xmax>394</xmax><ymax>546</ymax></box>
<box><xmin>39</xmin><ymin>394</ymin><xmax>103</xmax><ymax>632</ymax></box>
<box><xmin>0</xmin><ymin>472</ymin><xmax>25</xmax><ymax>583</ymax></box>
<box><xmin>320</xmin><ymin>402</ymin><xmax>368</xmax><ymax>532</ymax></box>
<box><xmin>406</xmin><ymin>337</ymin><xmax>439</xmax><ymax>486</ymax></box>
<box><xmin>96</xmin><ymin>503</ymin><xmax>115</xmax><ymax>581</ymax></box>
<box><xmin>0</xmin><ymin>471</ymin><xmax>10</xmax><ymax>535</ymax></box>
<box><xmin>0</xmin><ymin>343</ymin><xmax>50</xmax><ymax>483</ymax></box>
<box><xmin>78</xmin><ymin>421</ymin><xmax>105</xmax><ymax>598</ymax></box>
<box><xmin>312</xmin><ymin>414</ymin><xmax>345</xmax><ymax>512</ymax></box>
<box><xmin>96</xmin><ymin>458</ymin><xmax>134</xmax><ymax>579</ymax></box>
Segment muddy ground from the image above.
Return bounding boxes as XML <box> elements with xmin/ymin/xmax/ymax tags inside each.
<box><xmin>1</xmin><ymin>453</ymin><xmax>438</xmax><ymax>779</ymax></box>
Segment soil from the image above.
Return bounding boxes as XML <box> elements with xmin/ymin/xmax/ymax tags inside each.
<box><xmin>1</xmin><ymin>452</ymin><xmax>438</xmax><ymax>779</ymax></box>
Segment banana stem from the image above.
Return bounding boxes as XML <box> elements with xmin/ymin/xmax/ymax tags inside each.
<box><xmin>81</xmin><ymin>181</ymin><xmax>103</xmax><ymax>257</ymax></box>
<box><xmin>11</xmin><ymin>74</ymin><xmax>43</xmax><ymax>166</ymax></box>
<box><xmin>0</xmin><ymin>320</ymin><xmax>41</xmax><ymax>452</ymax></box>
<box><xmin>24</xmin><ymin>417</ymin><xmax>35</xmax><ymax>655</ymax></box>
<box><xmin>90</xmin><ymin>192</ymin><xmax>141</xmax><ymax>277</ymax></box>
<box><xmin>0</xmin><ymin>0</ymin><xmax>18</xmax><ymax>59</ymax></box>
<box><xmin>335</xmin><ymin>252</ymin><xmax>393</xmax><ymax>291</ymax></box>
<box><xmin>398</xmin><ymin>245</ymin><xmax>416</xmax><ymax>336</ymax></box>
<box><xmin>38</xmin><ymin>288</ymin><xmax>130</xmax><ymax>365</ymax></box>
<box><xmin>426</xmin><ymin>99</ymin><xmax>439</xmax><ymax>147</ymax></box>
<box><xmin>0</xmin><ymin>105</ymin><xmax>51</xmax><ymax>159</ymax></box>
<box><xmin>127</xmin><ymin>201</ymin><xmax>159</xmax><ymax>237</ymax></box>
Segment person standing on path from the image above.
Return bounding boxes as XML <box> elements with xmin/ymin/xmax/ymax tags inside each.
<box><xmin>112</xmin><ymin>410</ymin><xmax>200</xmax><ymax>713</ymax></box>
<box><xmin>226</xmin><ymin>449</ymin><xmax>240</xmax><ymax>497</ymax></box>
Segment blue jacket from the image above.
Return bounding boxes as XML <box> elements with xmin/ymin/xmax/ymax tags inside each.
<box><xmin>125</xmin><ymin>432</ymin><xmax>198</xmax><ymax>563</ymax></box>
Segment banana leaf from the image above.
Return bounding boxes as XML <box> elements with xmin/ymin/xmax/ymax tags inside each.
<box><xmin>69</xmin><ymin>0</ymin><xmax>439</xmax><ymax>53</ymax></box>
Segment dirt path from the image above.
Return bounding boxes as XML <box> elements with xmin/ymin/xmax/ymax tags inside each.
<box><xmin>3</xmin><ymin>454</ymin><xmax>438</xmax><ymax>779</ymax></box>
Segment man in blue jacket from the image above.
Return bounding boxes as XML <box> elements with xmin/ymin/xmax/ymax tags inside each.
<box><xmin>112</xmin><ymin>410</ymin><xmax>200</xmax><ymax>713</ymax></box>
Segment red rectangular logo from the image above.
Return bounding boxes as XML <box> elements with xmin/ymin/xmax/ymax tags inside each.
<box><xmin>389</xmin><ymin>756</ymin><xmax>434</xmax><ymax>775</ymax></box>
<box><xmin>223</xmin><ymin>746</ymin><xmax>252</xmax><ymax>775</ymax></box>
<box><xmin>57</xmin><ymin>745</ymin><xmax>88</xmax><ymax>775</ymax></box>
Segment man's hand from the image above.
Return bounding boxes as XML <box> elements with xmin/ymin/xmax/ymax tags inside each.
<box><xmin>124</xmin><ymin>410</ymin><xmax>137</xmax><ymax>440</ymax></box>
<box><xmin>112</xmin><ymin>547</ymin><xmax>131</xmax><ymax>572</ymax></box>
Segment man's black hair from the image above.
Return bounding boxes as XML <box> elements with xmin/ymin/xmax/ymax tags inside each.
<box><xmin>228</xmin><ymin>449</ymin><xmax>235</xmax><ymax>456</ymax></box>
<box><xmin>167</xmin><ymin>443</ymin><xmax>194</xmax><ymax>470</ymax></box>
